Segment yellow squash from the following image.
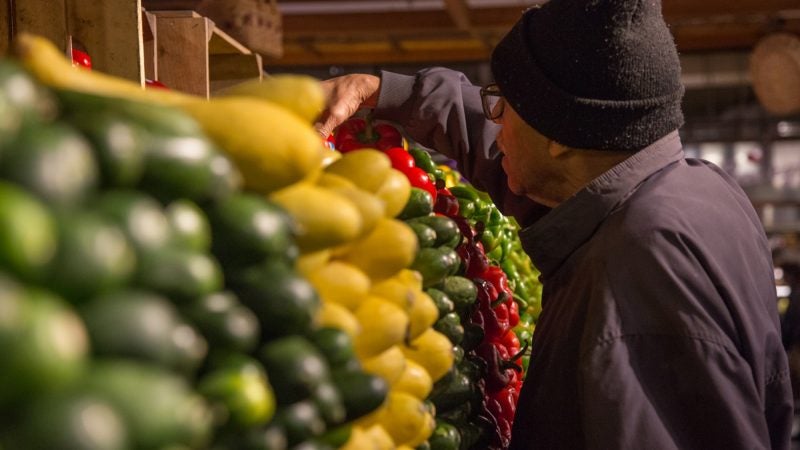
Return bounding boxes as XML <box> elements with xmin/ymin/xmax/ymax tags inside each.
<box><xmin>339</xmin><ymin>218</ymin><xmax>418</xmax><ymax>281</ymax></box>
<box><xmin>14</xmin><ymin>33</ymin><xmax>326</xmax><ymax>193</ymax></box>
<box><xmin>353</xmin><ymin>295</ymin><xmax>409</xmax><ymax>358</ymax></box>
<box><xmin>393</xmin><ymin>359</ymin><xmax>433</xmax><ymax>400</ymax></box>
<box><xmin>270</xmin><ymin>183</ymin><xmax>362</xmax><ymax>252</ymax></box>
<box><xmin>400</xmin><ymin>328</ymin><xmax>454</xmax><ymax>382</ymax></box>
<box><xmin>360</xmin><ymin>345</ymin><xmax>406</xmax><ymax>387</ymax></box>
<box><xmin>324</xmin><ymin>149</ymin><xmax>392</xmax><ymax>193</ymax></box>
<box><xmin>306</xmin><ymin>261</ymin><xmax>370</xmax><ymax>311</ymax></box>
<box><xmin>220</xmin><ymin>74</ymin><xmax>326</xmax><ymax>124</ymax></box>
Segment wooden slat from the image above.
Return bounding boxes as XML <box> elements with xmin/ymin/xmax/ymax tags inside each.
<box><xmin>68</xmin><ymin>0</ymin><xmax>144</xmax><ymax>83</ymax></box>
<box><xmin>154</xmin><ymin>11</ymin><xmax>209</xmax><ymax>97</ymax></box>
<box><xmin>14</xmin><ymin>0</ymin><xmax>68</xmax><ymax>52</ymax></box>
<box><xmin>209</xmin><ymin>53</ymin><xmax>261</xmax><ymax>80</ymax></box>
<box><xmin>208</xmin><ymin>26</ymin><xmax>252</xmax><ymax>55</ymax></box>
<box><xmin>0</xmin><ymin>0</ymin><xmax>9</xmax><ymax>55</ymax></box>
<box><xmin>141</xmin><ymin>0</ymin><xmax>200</xmax><ymax>11</ymax></box>
<box><xmin>142</xmin><ymin>9</ymin><xmax>157</xmax><ymax>80</ymax></box>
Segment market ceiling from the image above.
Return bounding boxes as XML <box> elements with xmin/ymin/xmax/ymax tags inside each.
<box><xmin>271</xmin><ymin>0</ymin><xmax>800</xmax><ymax>67</ymax></box>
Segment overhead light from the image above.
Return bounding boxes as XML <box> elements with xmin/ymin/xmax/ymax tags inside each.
<box><xmin>777</xmin><ymin>121</ymin><xmax>800</xmax><ymax>138</ymax></box>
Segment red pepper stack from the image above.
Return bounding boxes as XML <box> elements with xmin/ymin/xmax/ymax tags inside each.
<box><xmin>435</xmin><ymin>186</ymin><xmax>525</xmax><ymax>448</ymax></box>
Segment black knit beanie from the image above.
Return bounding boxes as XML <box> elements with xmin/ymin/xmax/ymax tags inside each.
<box><xmin>491</xmin><ymin>0</ymin><xmax>685</xmax><ymax>151</ymax></box>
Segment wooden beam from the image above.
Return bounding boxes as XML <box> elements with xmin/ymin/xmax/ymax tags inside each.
<box><xmin>443</xmin><ymin>0</ymin><xmax>472</xmax><ymax>31</ymax></box>
<box><xmin>265</xmin><ymin>46</ymin><xmax>490</xmax><ymax>68</ymax></box>
<box><xmin>283</xmin><ymin>10</ymin><xmax>458</xmax><ymax>37</ymax></box>
<box><xmin>281</xmin><ymin>2</ymin><xmax>799</xmax><ymax>38</ymax></box>
<box><xmin>662</xmin><ymin>0</ymin><xmax>800</xmax><ymax>21</ymax></box>
<box><xmin>673</xmin><ymin>18</ymin><xmax>800</xmax><ymax>51</ymax></box>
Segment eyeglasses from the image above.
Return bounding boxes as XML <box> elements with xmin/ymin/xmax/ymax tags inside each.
<box><xmin>480</xmin><ymin>83</ymin><xmax>505</xmax><ymax>121</ymax></box>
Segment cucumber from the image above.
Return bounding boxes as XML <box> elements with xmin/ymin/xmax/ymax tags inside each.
<box><xmin>94</xmin><ymin>190</ymin><xmax>172</xmax><ymax>251</ymax></box>
<box><xmin>407</xmin><ymin>221</ymin><xmax>437</xmax><ymax>248</ymax></box>
<box><xmin>410</xmin><ymin>247</ymin><xmax>461</xmax><ymax>288</ymax></box>
<box><xmin>208</xmin><ymin>193</ymin><xmax>296</xmax><ymax>267</ymax></box>
<box><xmin>0</xmin><ymin>181</ymin><xmax>57</xmax><ymax>281</ymax></box>
<box><xmin>437</xmin><ymin>276</ymin><xmax>478</xmax><ymax>314</ymax></box>
<box><xmin>135</xmin><ymin>247</ymin><xmax>222</xmax><ymax>303</ymax></box>
<box><xmin>407</xmin><ymin>215</ymin><xmax>460</xmax><ymax>248</ymax></box>
<box><xmin>425</xmin><ymin>287</ymin><xmax>455</xmax><ymax>317</ymax></box>
<box><xmin>70</xmin><ymin>112</ymin><xmax>146</xmax><ymax>188</ymax></box>
<box><xmin>47</xmin><ymin>211</ymin><xmax>136</xmax><ymax>301</ymax></box>
<box><xmin>397</xmin><ymin>187</ymin><xmax>433</xmax><ymax>220</ymax></box>
<box><xmin>1</xmin><ymin>123</ymin><xmax>98</xmax><ymax>208</ymax></box>
<box><xmin>81</xmin><ymin>289</ymin><xmax>207</xmax><ymax>373</ymax></box>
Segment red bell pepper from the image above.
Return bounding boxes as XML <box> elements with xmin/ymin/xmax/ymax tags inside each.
<box><xmin>401</xmin><ymin>166</ymin><xmax>437</xmax><ymax>202</ymax></box>
<box><xmin>334</xmin><ymin>118</ymin><xmax>403</xmax><ymax>151</ymax></box>
<box><xmin>71</xmin><ymin>48</ymin><xmax>92</xmax><ymax>69</ymax></box>
<box><xmin>384</xmin><ymin>147</ymin><xmax>415</xmax><ymax>170</ymax></box>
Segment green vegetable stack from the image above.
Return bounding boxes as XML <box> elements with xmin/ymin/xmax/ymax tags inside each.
<box><xmin>0</xmin><ymin>58</ymin><xmax>386</xmax><ymax>450</ymax></box>
<box><xmin>403</xmin><ymin>143</ymin><xmax>542</xmax><ymax>450</ymax></box>
<box><xmin>446</xmin><ymin>182</ymin><xmax>542</xmax><ymax>373</ymax></box>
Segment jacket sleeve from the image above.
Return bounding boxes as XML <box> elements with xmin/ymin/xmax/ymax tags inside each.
<box><xmin>373</xmin><ymin>67</ymin><xmax>550</xmax><ymax>227</ymax></box>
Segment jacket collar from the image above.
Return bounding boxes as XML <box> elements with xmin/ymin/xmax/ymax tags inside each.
<box><xmin>518</xmin><ymin>131</ymin><xmax>684</xmax><ymax>280</ymax></box>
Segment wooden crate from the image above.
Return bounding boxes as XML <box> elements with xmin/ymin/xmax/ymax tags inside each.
<box><xmin>4</xmin><ymin>0</ymin><xmax>263</xmax><ymax>96</ymax></box>
<box><xmin>146</xmin><ymin>10</ymin><xmax>264</xmax><ymax>97</ymax></box>
<box><xmin>13</xmin><ymin>0</ymin><xmax>144</xmax><ymax>83</ymax></box>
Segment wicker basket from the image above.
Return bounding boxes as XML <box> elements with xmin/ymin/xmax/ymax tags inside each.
<box><xmin>749</xmin><ymin>33</ymin><xmax>800</xmax><ymax>117</ymax></box>
<box><xmin>196</xmin><ymin>0</ymin><xmax>283</xmax><ymax>58</ymax></box>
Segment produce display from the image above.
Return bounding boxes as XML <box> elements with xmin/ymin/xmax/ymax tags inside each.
<box><xmin>330</xmin><ymin>118</ymin><xmax>543</xmax><ymax>449</ymax></box>
<box><xmin>0</xmin><ymin>33</ymin><xmax>541</xmax><ymax>450</ymax></box>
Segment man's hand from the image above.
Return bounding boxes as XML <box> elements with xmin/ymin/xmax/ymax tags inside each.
<box><xmin>314</xmin><ymin>74</ymin><xmax>380</xmax><ymax>138</ymax></box>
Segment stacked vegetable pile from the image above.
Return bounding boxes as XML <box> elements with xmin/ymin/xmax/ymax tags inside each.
<box><xmin>1</xmin><ymin>32</ymin><xmax>543</xmax><ymax>450</ymax></box>
<box><xmin>0</xmin><ymin>34</ymin><xmax>429</xmax><ymax>450</ymax></box>
<box><xmin>330</xmin><ymin>119</ymin><xmax>543</xmax><ymax>450</ymax></box>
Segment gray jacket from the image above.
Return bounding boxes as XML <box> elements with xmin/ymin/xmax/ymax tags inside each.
<box><xmin>374</xmin><ymin>67</ymin><xmax>793</xmax><ymax>449</ymax></box>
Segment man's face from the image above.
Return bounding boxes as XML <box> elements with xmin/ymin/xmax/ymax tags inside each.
<box><xmin>492</xmin><ymin>99</ymin><xmax>561</xmax><ymax>206</ymax></box>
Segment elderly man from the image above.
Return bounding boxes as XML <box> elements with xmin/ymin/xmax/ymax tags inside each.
<box><xmin>315</xmin><ymin>0</ymin><xmax>793</xmax><ymax>447</ymax></box>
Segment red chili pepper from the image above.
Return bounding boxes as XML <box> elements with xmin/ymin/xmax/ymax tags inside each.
<box><xmin>475</xmin><ymin>340</ymin><xmax>521</xmax><ymax>392</ymax></box>
<box><xmin>472</xmin><ymin>279</ymin><xmax>510</xmax><ymax>338</ymax></box>
<box><xmin>508</xmin><ymin>297</ymin><xmax>520</xmax><ymax>328</ymax></box>
<box><xmin>460</xmin><ymin>241</ymin><xmax>490</xmax><ymax>279</ymax></box>
<box><xmin>434</xmin><ymin>187</ymin><xmax>460</xmax><ymax>217</ymax></box>
<box><xmin>490</xmin><ymin>293</ymin><xmax>511</xmax><ymax>337</ymax></box>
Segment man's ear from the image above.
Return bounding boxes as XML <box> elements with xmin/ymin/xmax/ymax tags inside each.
<box><xmin>548</xmin><ymin>140</ymin><xmax>572</xmax><ymax>158</ymax></box>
